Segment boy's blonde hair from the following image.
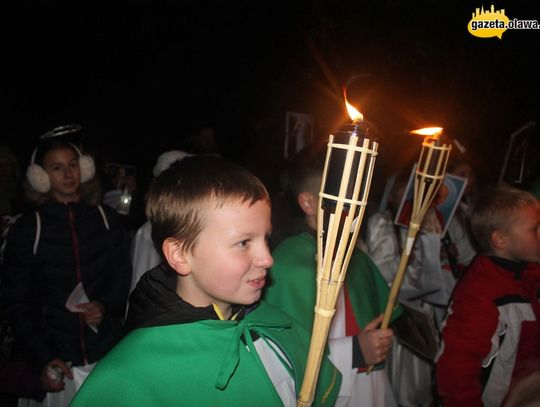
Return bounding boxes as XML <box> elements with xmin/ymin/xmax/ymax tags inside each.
<box><xmin>146</xmin><ymin>156</ymin><xmax>269</xmax><ymax>257</ymax></box>
<box><xmin>470</xmin><ymin>183</ymin><xmax>540</xmax><ymax>254</ymax></box>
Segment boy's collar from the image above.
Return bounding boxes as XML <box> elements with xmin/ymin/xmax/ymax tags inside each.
<box><xmin>211</xmin><ymin>303</ymin><xmax>245</xmax><ymax>321</ymax></box>
<box><xmin>488</xmin><ymin>255</ymin><xmax>529</xmax><ymax>277</ymax></box>
<box><xmin>179</xmin><ymin>299</ymin><xmax>247</xmax><ymax>322</ymax></box>
<box><xmin>126</xmin><ymin>264</ymin><xmax>250</xmax><ymax>330</ymax></box>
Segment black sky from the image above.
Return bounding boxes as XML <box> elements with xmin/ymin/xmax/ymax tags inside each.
<box><xmin>2</xmin><ymin>0</ymin><xmax>540</xmax><ymax>188</ymax></box>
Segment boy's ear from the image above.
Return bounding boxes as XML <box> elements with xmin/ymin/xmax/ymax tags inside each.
<box><xmin>162</xmin><ymin>238</ymin><xmax>191</xmax><ymax>276</ymax></box>
<box><xmin>491</xmin><ymin>229</ymin><xmax>507</xmax><ymax>252</ymax></box>
<box><xmin>298</xmin><ymin>191</ymin><xmax>317</xmax><ymax>216</ymax></box>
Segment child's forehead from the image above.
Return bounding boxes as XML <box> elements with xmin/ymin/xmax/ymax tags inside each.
<box><xmin>205</xmin><ymin>196</ymin><xmax>270</xmax><ymax>212</ymax></box>
<box><xmin>43</xmin><ymin>147</ymin><xmax>78</xmax><ymax>162</ymax></box>
<box><xmin>515</xmin><ymin>202</ymin><xmax>540</xmax><ymax>217</ymax></box>
<box><xmin>200</xmin><ymin>198</ymin><xmax>271</xmax><ymax>233</ymax></box>
<box><xmin>502</xmin><ymin>203</ymin><xmax>540</xmax><ymax>225</ymax></box>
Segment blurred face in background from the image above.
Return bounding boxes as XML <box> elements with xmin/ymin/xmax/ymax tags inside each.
<box><xmin>42</xmin><ymin>146</ymin><xmax>81</xmax><ymax>203</ymax></box>
<box><xmin>451</xmin><ymin>162</ymin><xmax>477</xmax><ymax>196</ymax></box>
<box><xmin>197</xmin><ymin>127</ymin><xmax>216</xmax><ymax>150</ymax></box>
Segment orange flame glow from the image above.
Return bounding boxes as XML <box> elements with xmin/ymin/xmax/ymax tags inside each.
<box><xmin>345</xmin><ymin>100</ymin><xmax>363</xmax><ymax>122</ymax></box>
<box><xmin>410</xmin><ymin>127</ymin><xmax>443</xmax><ymax>138</ymax></box>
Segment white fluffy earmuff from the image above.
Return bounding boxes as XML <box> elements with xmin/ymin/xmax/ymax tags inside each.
<box><xmin>26</xmin><ymin>143</ymin><xmax>95</xmax><ymax>193</ymax></box>
<box><xmin>26</xmin><ymin>153</ymin><xmax>51</xmax><ymax>193</ymax></box>
<box><xmin>77</xmin><ymin>149</ymin><xmax>96</xmax><ymax>183</ymax></box>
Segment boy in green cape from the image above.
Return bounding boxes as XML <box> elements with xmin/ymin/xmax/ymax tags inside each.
<box><xmin>71</xmin><ymin>157</ymin><xmax>341</xmax><ymax>407</ymax></box>
<box><xmin>264</xmin><ymin>149</ymin><xmax>401</xmax><ymax>407</ymax></box>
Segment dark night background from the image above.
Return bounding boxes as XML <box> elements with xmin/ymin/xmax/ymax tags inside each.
<box><xmin>2</xmin><ymin>0</ymin><xmax>540</xmax><ymax>201</ymax></box>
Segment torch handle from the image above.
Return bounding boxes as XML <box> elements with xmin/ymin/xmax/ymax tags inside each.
<box><xmin>297</xmin><ymin>310</ymin><xmax>335</xmax><ymax>407</ymax></box>
<box><xmin>366</xmin><ymin>223</ymin><xmax>420</xmax><ymax>374</ymax></box>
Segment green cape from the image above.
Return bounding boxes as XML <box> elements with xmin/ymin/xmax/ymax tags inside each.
<box><xmin>265</xmin><ymin>232</ymin><xmax>401</xmax><ymax>334</ymax></box>
<box><xmin>71</xmin><ymin>301</ymin><xmax>341</xmax><ymax>407</ymax></box>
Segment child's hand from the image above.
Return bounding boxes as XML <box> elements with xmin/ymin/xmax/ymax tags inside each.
<box><xmin>77</xmin><ymin>301</ymin><xmax>106</xmax><ymax>326</ymax></box>
<box><xmin>41</xmin><ymin>358</ymin><xmax>73</xmax><ymax>392</ymax></box>
<box><xmin>357</xmin><ymin>314</ymin><xmax>394</xmax><ymax>365</ymax></box>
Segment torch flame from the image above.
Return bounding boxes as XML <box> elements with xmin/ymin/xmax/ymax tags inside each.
<box><xmin>410</xmin><ymin>127</ymin><xmax>443</xmax><ymax>139</ymax></box>
<box><xmin>345</xmin><ymin>100</ymin><xmax>363</xmax><ymax>123</ymax></box>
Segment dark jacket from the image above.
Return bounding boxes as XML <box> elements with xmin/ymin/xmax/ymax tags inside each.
<box><xmin>0</xmin><ymin>360</ymin><xmax>46</xmax><ymax>401</ymax></box>
<box><xmin>1</xmin><ymin>201</ymin><xmax>131</xmax><ymax>369</ymax></box>
<box><xmin>126</xmin><ymin>263</ymin><xmax>246</xmax><ymax>331</ymax></box>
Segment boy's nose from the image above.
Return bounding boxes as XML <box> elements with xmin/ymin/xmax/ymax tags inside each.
<box><xmin>256</xmin><ymin>246</ymin><xmax>273</xmax><ymax>269</ymax></box>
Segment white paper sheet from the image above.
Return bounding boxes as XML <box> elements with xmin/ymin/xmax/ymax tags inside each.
<box><xmin>65</xmin><ymin>282</ymin><xmax>98</xmax><ymax>333</ymax></box>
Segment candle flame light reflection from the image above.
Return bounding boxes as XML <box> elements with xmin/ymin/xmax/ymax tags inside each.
<box><xmin>410</xmin><ymin>127</ymin><xmax>444</xmax><ymax>139</ymax></box>
<box><xmin>411</xmin><ymin>127</ymin><xmax>445</xmax><ymax>176</ymax></box>
<box><xmin>345</xmin><ymin>100</ymin><xmax>363</xmax><ymax>123</ymax></box>
<box><xmin>322</xmin><ymin>97</ymin><xmax>369</xmax><ymax>210</ymax></box>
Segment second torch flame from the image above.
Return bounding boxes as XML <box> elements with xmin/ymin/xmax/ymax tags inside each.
<box><xmin>410</xmin><ymin>127</ymin><xmax>444</xmax><ymax>139</ymax></box>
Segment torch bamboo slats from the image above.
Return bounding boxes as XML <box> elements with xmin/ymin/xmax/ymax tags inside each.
<box><xmin>367</xmin><ymin>136</ymin><xmax>451</xmax><ymax>374</ymax></box>
<box><xmin>297</xmin><ymin>135</ymin><xmax>378</xmax><ymax>407</ymax></box>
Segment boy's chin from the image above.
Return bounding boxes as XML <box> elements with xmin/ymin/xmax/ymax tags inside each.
<box><xmin>518</xmin><ymin>251</ymin><xmax>540</xmax><ymax>263</ymax></box>
<box><xmin>507</xmin><ymin>254</ymin><xmax>540</xmax><ymax>263</ymax></box>
<box><xmin>237</xmin><ymin>294</ymin><xmax>262</xmax><ymax>306</ymax></box>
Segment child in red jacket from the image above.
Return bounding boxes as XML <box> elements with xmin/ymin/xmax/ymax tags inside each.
<box><xmin>436</xmin><ymin>184</ymin><xmax>540</xmax><ymax>406</ymax></box>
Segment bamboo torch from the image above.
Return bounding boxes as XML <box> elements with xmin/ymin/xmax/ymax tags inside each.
<box><xmin>297</xmin><ymin>99</ymin><xmax>378</xmax><ymax>407</ymax></box>
<box><xmin>366</xmin><ymin>126</ymin><xmax>451</xmax><ymax>373</ymax></box>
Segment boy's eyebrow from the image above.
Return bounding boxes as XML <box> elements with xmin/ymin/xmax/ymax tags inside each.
<box><xmin>229</xmin><ymin>229</ymin><xmax>272</xmax><ymax>239</ymax></box>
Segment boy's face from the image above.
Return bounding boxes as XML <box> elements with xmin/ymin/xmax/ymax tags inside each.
<box><xmin>178</xmin><ymin>199</ymin><xmax>273</xmax><ymax>315</ymax></box>
<box><xmin>498</xmin><ymin>204</ymin><xmax>540</xmax><ymax>263</ymax></box>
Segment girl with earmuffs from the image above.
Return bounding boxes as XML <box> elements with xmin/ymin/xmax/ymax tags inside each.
<box><xmin>1</xmin><ymin>125</ymin><xmax>132</xmax><ymax>407</ymax></box>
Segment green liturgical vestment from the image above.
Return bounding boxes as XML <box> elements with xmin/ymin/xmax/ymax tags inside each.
<box><xmin>71</xmin><ymin>301</ymin><xmax>341</xmax><ymax>407</ymax></box>
<box><xmin>265</xmin><ymin>232</ymin><xmax>402</xmax><ymax>407</ymax></box>
<box><xmin>265</xmin><ymin>232</ymin><xmax>401</xmax><ymax>337</ymax></box>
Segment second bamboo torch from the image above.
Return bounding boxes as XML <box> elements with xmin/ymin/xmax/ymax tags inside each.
<box><xmin>367</xmin><ymin>126</ymin><xmax>451</xmax><ymax>373</ymax></box>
